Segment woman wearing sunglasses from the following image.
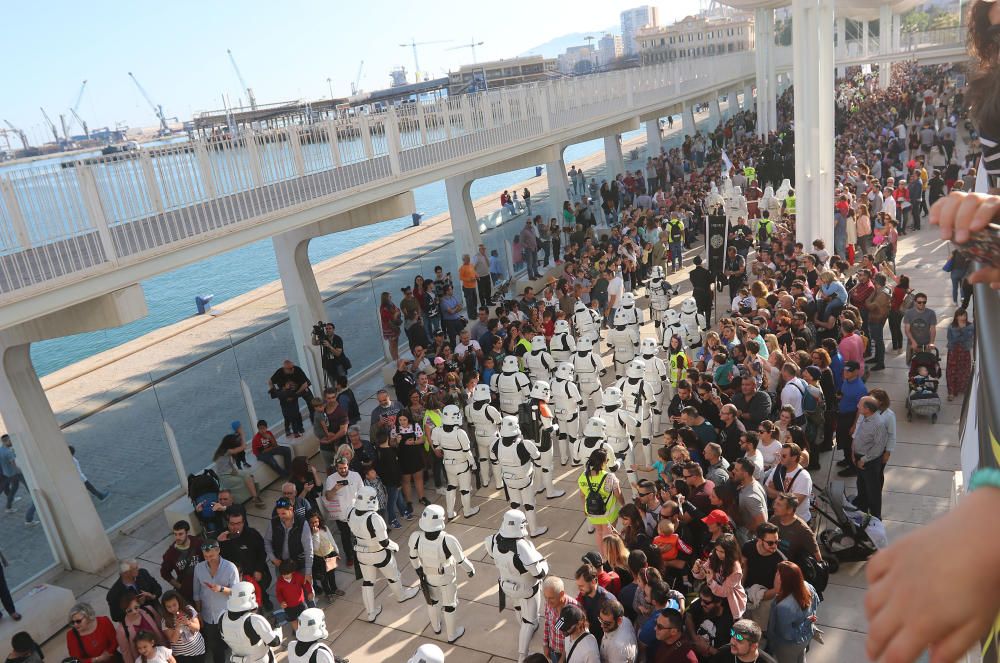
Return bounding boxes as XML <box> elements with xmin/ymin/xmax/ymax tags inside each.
<box><xmin>66</xmin><ymin>602</ymin><xmax>122</xmax><ymax>663</ymax></box>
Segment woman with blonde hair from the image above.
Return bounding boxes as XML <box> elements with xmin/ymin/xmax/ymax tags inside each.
<box><xmin>764</xmin><ymin>333</ymin><xmax>780</xmax><ymax>357</ymax></box>
<box><xmin>602</xmin><ymin>534</ymin><xmax>634</xmax><ymax>586</ymax></box>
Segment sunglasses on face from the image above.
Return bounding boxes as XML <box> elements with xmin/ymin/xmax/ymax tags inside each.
<box><xmin>731</xmin><ymin>628</ymin><xmax>753</xmax><ymax>642</ymax></box>
<box><xmin>70</xmin><ymin>618</ymin><xmax>86</xmax><ymax>625</ymax></box>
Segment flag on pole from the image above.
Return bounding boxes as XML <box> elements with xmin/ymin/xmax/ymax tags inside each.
<box><xmin>721</xmin><ymin>150</ymin><xmax>733</xmax><ymax>174</ymax></box>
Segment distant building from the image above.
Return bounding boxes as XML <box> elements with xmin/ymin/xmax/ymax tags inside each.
<box><xmin>621</xmin><ymin>5</ymin><xmax>660</xmax><ymax>56</ymax></box>
<box><xmin>558</xmin><ymin>45</ymin><xmax>597</xmax><ymax>74</ymax></box>
<box><xmin>389</xmin><ymin>67</ymin><xmax>409</xmax><ymax>88</ymax></box>
<box><xmin>636</xmin><ymin>13</ymin><xmax>754</xmax><ymax>65</ymax></box>
<box><xmin>598</xmin><ymin>33</ymin><xmax>624</xmax><ymax>67</ymax></box>
<box><xmin>447</xmin><ymin>55</ymin><xmax>558</xmax><ymax>95</ymax></box>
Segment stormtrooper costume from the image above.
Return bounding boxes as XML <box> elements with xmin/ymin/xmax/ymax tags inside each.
<box><xmin>776</xmin><ymin>178</ymin><xmax>792</xmax><ymax>200</ymax></box>
<box><xmin>594</xmin><ymin>387</ymin><xmax>641</xmax><ymax>499</ymax></box>
<box><xmin>287</xmin><ymin>609</ymin><xmax>341</xmax><ymax>663</ymax></box>
<box><xmin>721</xmin><ymin>173</ymin><xmax>735</xmax><ymax>205</ymax></box>
<box><xmin>616</xmin><ymin>292</ymin><xmax>644</xmax><ymax>351</ymax></box>
<box><xmin>220</xmin><ymin>581</ymin><xmax>281</xmax><ymax>663</ymax></box>
<box><xmin>705</xmin><ymin>181</ymin><xmax>725</xmax><ymax>214</ymax></box>
<box><xmin>659</xmin><ymin>308</ymin><xmax>685</xmax><ymax>351</ymax></box>
<box><xmin>548</xmin><ymin>319</ymin><xmax>576</xmax><ymax>364</ymax></box>
<box><xmin>524</xmin><ymin>336</ymin><xmax>555</xmax><ymax>384</ymax></box>
<box><xmin>490</xmin><ymin>416</ymin><xmax>548</xmax><ymax>537</ymax></box>
<box><xmin>407</xmin><ymin>645</ymin><xmax>445</xmax><ymax>663</ymax></box>
<box><xmin>679</xmin><ymin>297</ymin><xmax>707</xmax><ymax>348</ymax></box>
<box><xmin>347</xmin><ymin>486</ymin><xmax>419</xmax><ymax>621</ymax></box>
<box><xmin>572</xmin><ymin>300</ymin><xmax>602</xmax><ymax>344</ymax></box>
<box><xmin>645</xmin><ymin>266</ymin><xmax>675</xmax><ymax>330</ymax></box>
<box><xmin>573</xmin><ymin>336</ymin><xmax>606</xmax><ymax>413</ymax></box>
<box><xmin>524</xmin><ymin>381</ymin><xmax>566</xmax><ymax>499</ymax></box>
<box><xmin>573</xmin><ymin>416</ymin><xmax>619</xmax><ymax>470</ymax></box>
<box><xmin>762</xmin><ymin>185</ymin><xmax>783</xmax><ymax>224</ymax></box>
<box><xmin>465</xmin><ymin>384</ymin><xmax>503</xmax><ymax>490</ymax></box>
<box><xmin>431</xmin><ymin>404</ymin><xmax>481</xmax><ymax>519</ymax></box>
<box><xmin>408</xmin><ymin>505</ymin><xmax>476</xmax><ymax>644</ymax></box>
<box><xmin>727</xmin><ymin>185</ymin><xmax>749</xmax><ymax>226</ymax></box>
<box><xmin>606</xmin><ymin>309</ymin><xmax>638</xmax><ymax>379</ymax></box>
<box><xmin>550</xmin><ymin>363</ymin><xmax>584</xmax><ymax>466</ymax></box>
<box><xmin>640</xmin><ymin>337</ymin><xmax>669</xmax><ymax>441</ymax></box>
<box><xmin>615</xmin><ymin>359</ymin><xmax>657</xmax><ymax>471</ymax></box>
<box><xmin>483</xmin><ymin>510</ymin><xmax>550</xmax><ymax>663</ymax></box>
<box><xmin>491</xmin><ymin>355</ymin><xmax>530</xmax><ymax>416</ymax></box>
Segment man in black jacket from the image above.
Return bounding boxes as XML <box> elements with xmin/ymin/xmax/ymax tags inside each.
<box><xmin>106</xmin><ymin>559</ymin><xmax>163</xmax><ymax>622</ymax></box>
<box><xmin>264</xmin><ymin>498</ymin><xmax>313</xmax><ymax>580</ymax></box>
<box><xmin>689</xmin><ymin>256</ymin><xmax>714</xmax><ymax>325</ymax></box>
<box><xmin>217</xmin><ymin>510</ymin><xmax>272</xmax><ymax>610</ymax></box>
<box><xmin>732</xmin><ymin>377</ymin><xmax>772</xmax><ymax>431</ymax></box>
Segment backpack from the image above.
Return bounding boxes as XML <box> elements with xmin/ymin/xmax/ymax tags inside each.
<box><xmin>584</xmin><ymin>473</ymin><xmax>611</xmax><ymax>516</ymax></box>
<box><xmin>669</xmin><ymin>220</ymin><xmax>683</xmax><ymax>242</ymax></box>
<box><xmin>799</xmin><ymin>555</ymin><xmax>830</xmax><ymax>599</ymax></box>
<box><xmin>187</xmin><ymin>468</ymin><xmax>221</xmax><ymax>502</ymax></box>
<box><xmin>793</xmin><ymin>380</ymin><xmax>818</xmax><ymax>414</ymax></box>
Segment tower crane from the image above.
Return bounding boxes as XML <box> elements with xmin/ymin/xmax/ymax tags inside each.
<box><xmin>351</xmin><ymin>60</ymin><xmax>365</xmax><ymax>95</ymax></box>
<box><xmin>40</xmin><ymin>107</ymin><xmax>60</xmax><ymax>142</ymax></box>
<box><xmin>3</xmin><ymin>120</ymin><xmax>30</xmax><ymax>149</ymax></box>
<box><xmin>128</xmin><ymin>72</ymin><xmax>171</xmax><ymax>135</ymax></box>
<box><xmin>399</xmin><ymin>38</ymin><xmax>451</xmax><ymax>82</ymax></box>
<box><xmin>226</xmin><ymin>49</ymin><xmax>257</xmax><ymax>111</ymax></box>
<box><xmin>448</xmin><ymin>38</ymin><xmax>485</xmax><ymax>64</ymax></box>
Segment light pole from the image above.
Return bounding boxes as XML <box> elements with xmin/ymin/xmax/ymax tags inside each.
<box><xmin>326</xmin><ymin>78</ymin><xmax>333</xmax><ymax>99</ymax></box>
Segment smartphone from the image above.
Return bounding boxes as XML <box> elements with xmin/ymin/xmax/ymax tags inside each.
<box><xmin>338</xmin><ymin>480</ymin><xmax>349</xmax><ymax>486</ymax></box>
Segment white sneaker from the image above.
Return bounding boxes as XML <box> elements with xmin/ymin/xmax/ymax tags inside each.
<box><xmin>546</xmin><ymin>489</ymin><xmax>566</xmax><ymax>499</ymax></box>
<box><xmin>367</xmin><ymin>605</ymin><xmax>383</xmax><ymax>622</ymax></box>
<box><xmin>530</xmin><ymin>526</ymin><xmax>549</xmax><ymax>538</ymax></box>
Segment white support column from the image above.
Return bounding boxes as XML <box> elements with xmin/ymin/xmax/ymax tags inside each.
<box><xmin>273</xmin><ymin>232</ymin><xmax>326</xmax><ymax>380</ymax></box>
<box><xmin>817</xmin><ymin>0</ymin><xmax>836</xmax><ymax>252</ymax></box>
<box><xmin>546</xmin><ymin>157</ymin><xmax>569</xmax><ymax>214</ymax></box>
<box><xmin>792</xmin><ymin>0</ymin><xmax>812</xmax><ymax>245</ymax></box>
<box><xmin>765</xmin><ymin>8</ymin><xmax>778</xmax><ymax>137</ymax></box>
<box><xmin>835</xmin><ymin>17</ymin><xmax>847</xmax><ymax>79</ymax></box>
<box><xmin>445</xmin><ymin>176</ymin><xmax>482</xmax><ymax>267</ymax></box>
<box><xmin>604</xmin><ymin>136</ymin><xmax>625</xmax><ymax>179</ymax></box>
<box><xmin>709</xmin><ymin>95</ymin><xmax>722</xmax><ymax>128</ymax></box>
<box><xmin>892</xmin><ymin>12</ymin><xmax>901</xmax><ymax>52</ymax></box>
<box><xmin>862</xmin><ymin>19</ymin><xmax>870</xmax><ymax>59</ymax></box>
<box><xmin>645</xmin><ymin>118</ymin><xmax>661</xmax><ymax>155</ymax></box>
<box><xmin>879</xmin><ymin>4</ymin><xmax>892</xmax><ymax>89</ymax></box>
<box><xmin>743</xmin><ymin>83</ymin><xmax>754</xmax><ymax>112</ymax></box>
<box><xmin>684</xmin><ymin>104</ymin><xmax>697</xmax><ymax>135</ymax></box>
<box><xmin>754</xmin><ymin>6</ymin><xmax>769</xmax><ymax>137</ymax></box>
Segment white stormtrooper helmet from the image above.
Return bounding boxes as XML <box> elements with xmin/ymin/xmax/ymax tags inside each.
<box><xmin>442</xmin><ymin>403</ymin><xmax>463</xmax><ymax>426</ymax></box>
<box><xmin>295</xmin><ymin>608</ymin><xmax>328</xmax><ymax>641</ymax></box>
<box><xmin>649</xmin><ymin>265</ymin><xmax>664</xmax><ymax>281</ymax></box>
<box><xmin>226</xmin><ymin>580</ymin><xmax>258</xmax><ymax>612</ymax></box>
<box><xmin>499</xmin><ymin>415</ymin><xmax>521</xmax><ymax>438</ymax></box>
<box><xmin>353</xmin><ymin>485</ymin><xmax>379</xmax><ymax>512</ymax></box>
<box><xmin>419</xmin><ymin>504</ymin><xmax>447</xmax><ymax>533</ymax></box>
<box><xmin>531</xmin><ymin>335</ymin><xmax>547</xmax><ymax>352</ymax></box>
<box><xmin>407</xmin><ymin>644</ymin><xmax>445</xmax><ymax>663</ymax></box>
<box><xmin>583</xmin><ymin>416</ymin><xmax>608</xmax><ymax>438</ymax></box>
<box><xmin>663</xmin><ymin>309</ymin><xmax>681</xmax><ymax>326</ymax></box>
<box><xmin>734</xmin><ymin>185</ymin><xmax>743</xmax><ymax>196</ymax></box>
<box><xmin>554</xmin><ymin>362</ymin><xmax>575</xmax><ymax>381</ymax></box>
<box><xmin>613</xmin><ymin>309</ymin><xmax>630</xmax><ymax>328</ymax></box>
<box><xmin>501</xmin><ymin>355</ymin><xmax>519</xmax><ymax>374</ymax></box>
<box><xmin>554</xmin><ymin>319</ymin><xmax>571</xmax><ymax>334</ymax></box>
<box><xmin>577</xmin><ymin>336</ymin><xmax>594</xmax><ymax>352</ymax></box>
<box><xmin>627</xmin><ymin>358</ymin><xmax>646</xmax><ymax>378</ymax></box>
<box><xmin>602</xmin><ymin>386</ymin><xmax>623</xmax><ymax>408</ymax></box>
<box><xmin>499</xmin><ymin>509</ymin><xmax>528</xmax><ymax>539</ymax></box>
<box><xmin>710</xmin><ymin>181</ymin><xmax>719</xmax><ymax>194</ymax></box>
<box><xmin>764</xmin><ymin>185</ymin><xmax>775</xmax><ymax>198</ymax></box>
<box><xmin>681</xmin><ymin>297</ymin><xmax>698</xmax><ymax>315</ymax></box>
<box><xmin>574</xmin><ymin>300</ymin><xmax>588</xmax><ymax>314</ymax></box>
<box><xmin>472</xmin><ymin>383</ymin><xmax>492</xmax><ymax>403</ymax></box>
<box><xmin>621</xmin><ymin>292</ymin><xmax>636</xmax><ymax>308</ymax></box>
<box><xmin>640</xmin><ymin>337</ymin><xmax>659</xmax><ymax>357</ymax></box>
<box><xmin>530</xmin><ymin>380</ymin><xmax>551</xmax><ymax>400</ymax></box>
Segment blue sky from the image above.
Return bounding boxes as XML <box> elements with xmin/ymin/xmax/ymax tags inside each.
<box><xmin>1</xmin><ymin>0</ymin><xmax>701</xmax><ymax>143</ymax></box>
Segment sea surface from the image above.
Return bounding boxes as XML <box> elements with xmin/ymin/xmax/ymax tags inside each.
<box><xmin>24</xmin><ymin>132</ymin><xmax>643</xmax><ymax>376</ymax></box>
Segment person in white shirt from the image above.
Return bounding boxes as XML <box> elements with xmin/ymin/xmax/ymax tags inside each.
<box><xmin>454</xmin><ymin>330</ymin><xmax>483</xmax><ymax>365</ymax></box>
<box><xmin>598</xmin><ymin>599</ymin><xmax>636</xmax><ymax>663</ymax></box>
<box><xmin>764</xmin><ymin>443</ymin><xmax>813</xmax><ymax>522</ymax></box>
<box><xmin>558</xmin><ymin>604</ymin><xmax>600</xmax><ymax>663</ymax></box>
<box><xmin>756</xmin><ymin>423</ymin><xmax>783</xmax><ymax>472</ymax></box>
<box><xmin>607</xmin><ymin>272</ymin><xmax>625</xmax><ymax>322</ymax></box>
<box><xmin>778</xmin><ymin>363</ymin><xmax>806</xmax><ymax>424</ymax></box>
<box><xmin>322</xmin><ymin>458</ymin><xmax>364</xmax><ymax>565</ymax></box>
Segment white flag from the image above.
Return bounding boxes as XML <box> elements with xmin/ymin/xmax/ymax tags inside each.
<box><xmin>721</xmin><ymin>150</ymin><xmax>733</xmax><ymax>174</ymax></box>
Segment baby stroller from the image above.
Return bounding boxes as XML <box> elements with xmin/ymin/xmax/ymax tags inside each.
<box><xmin>906</xmin><ymin>346</ymin><xmax>942</xmax><ymax>423</ymax></box>
<box><xmin>813</xmin><ymin>480</ymin><xmax>881</xmax><ymax>573</ymax></box>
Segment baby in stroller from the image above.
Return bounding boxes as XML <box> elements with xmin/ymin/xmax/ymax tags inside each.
<box><xmin>906</xmin><ymin>346</ymin><xmax>943</xmax><ymax>422</ymax></box>
<box><xmin>909</xmin><ymin>366</ymin><xmax>938</xmax><ymax>395</ymax></box>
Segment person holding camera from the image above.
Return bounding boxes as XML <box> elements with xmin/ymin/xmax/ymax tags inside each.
<box><xmin>310</xmin><ymin>323</ymin><xmax>350</xmax><ymax>388</ymax></box>
<box><xmin>322</xmin><ymin>457</ymin><xmax>362</xmax><ymax>567</ymax></box>
<box><xmin>268</xmin><ymin>360</ymin><xmax>314</xmax><ymax>428</ymax></box>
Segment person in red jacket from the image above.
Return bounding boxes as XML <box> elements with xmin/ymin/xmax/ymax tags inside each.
<box><xmin>275</xmin><ymin>559</ymin><xmax>313</xmax><ymax>630</ymax></box>
<box><xmin>161</xmin><ymin>520</ymin><xmax>203</xmax><ymax>603</ymax></box>
<box><xmin>66</xmin><ymin>602</ymin><xmax>120</xmax><ymax>663</ymax></box>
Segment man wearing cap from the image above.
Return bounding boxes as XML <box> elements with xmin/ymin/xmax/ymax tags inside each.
<box><xmin>599</xmin><ymin>598</ymin><xmax>637</xmax><ymax>663</ymax></box>
<box><xmin>574</xmin><ymin>564</ymin><xmax>615</xmax><ymax>646</ymax></box>
<box><xmin>542</xmin><ymin>576</ymin><xmax>580</xmax><ymax>663</ymax></box>
<box><xmin>557</xmin><ymin>603</ymin><xmax>601</xmax><ymax>663</ymax></box>
<box><xmin>264</xmin><ymin>498</ymin><xmax>313</xmax><ymax>593</ymax></box>
<box><xmin>192</xmin><ymin>540</ymin><xmax>239</xmax><ymax>663</ymax></box>
<box><xmin>651</xmin><ymin>608</ymin><xmax>697</xmax><ymax>662</ymax></box>
<box><xmin>835</xmin><ymin>361</ymin><xmax>868</xmax><ymax>476</ymax></box>
<box><xmin>582</xmin><ymin>551</ymin><xmax>621</xmax><ymax>596</ymax></box>
<box><xmin>708</xmin><ymin>618</ymin><xmax>776</xmax><ymax>662</ymax></box>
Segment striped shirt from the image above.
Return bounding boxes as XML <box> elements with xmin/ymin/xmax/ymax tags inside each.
<box><xmin>543</xmin><ymin>595</ymin><xmax>580</xmax><ymax>655</ymax></box>
<box><xmin>161</xmin><ymin>606</ymin><xmax>206</xmax><ymax>656</ymax></box>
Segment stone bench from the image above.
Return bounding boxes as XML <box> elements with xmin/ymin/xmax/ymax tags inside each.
<box><xmin>0</xmin><ymin>583</ymin><xmax>75</xmax><ymax>648</ymax></box>
<box><xmin>163</xmin><ymin>433</ymin><xmax>320</xmax><ymax>534</ymax></box>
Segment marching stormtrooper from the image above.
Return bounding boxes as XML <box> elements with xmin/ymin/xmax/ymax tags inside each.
<box><xmin>679</xmin><ymin>297</ymin><xmax>707</xmax><ymax>348</ymax></box>
<box><xmin>761</xmin><ymin>185</ymin><xmax>783</xmax><ymax>222</ymax></box>
<box><xmin>287</xmin><ymin>609</ymin><xmax>346</xmax><ymax>663</ymax></box>
<box><xmin>220</xmin><ymin>581</ymin><xmax>281</xmax><ymax>663</ymax></box>
<box><xmin>524</xmin><ymin>335</ymin><xmax>555</xmax><ymax>384</ymax></box>
<box><xmin>594</xmin><ymin>387</ymin><xmax>641</xmax><ymax>499</ymax></box>
<box><xmin>776</xmin><ymin>178</ymin><xmax>792</xmax><ymax>200</ymax></box>
<box><xmin>606</xmin><ymin>309</ymin><xmax>638</xmax><ymax>379</ymax></box>
<box><xmin>407</xmin><ymin>645</ymin><xmax>445</xmax><ymax>663</ymax></box>
<box><xmin>639</xmin><ymin>337</ymin><xmax>669</xmax><ymax>439</ymax></box>
<box><xmin>617</xmin><ymin>292</ymin><xmax>644</xmax><ymax>348</ymax></box>
<box><xmin>408</xmin><ymin>505</ymin><xmax>476</xmax><ymax>644</ymax></box>
<box><xmin>348</xmin><ymin>486</ymin><xmax>419</xmax><ymax>621</ymax></box>
<box><xmin>659</xmin><ymin>308</ymin><xmax>685</xmax><ymax>350</ymax></box>
<box><xmin>431</xmin><ymin>404</ymin><xmax>481</xmax><ymax>519</ymax></box>
<box><xmin>705</xmin><ymin>181</ymin><xmax>725</xmax><ymax>213</ymax></box>
<box><xmin>524</xmin><ymin>381</ymin><xmax>566</xmax><ymax>499</ymax></box>
<box><xmin>573</xmin><ymin>416</ymin><xmax>619</xmax><ymax>470</ymax></box>
<box><xmin>491</xmin><ymin>355</ymin><xmax>530</xmax><ymax>416</ymax></box>
<box><xmin>572</xmin><ymin>300</ymin><xmax>602</xmax><ymax>343</ymax></box>
<box><xmin>483</xmin><ymin>510</ymin><xmax>550</xmax><ymax>663</ymax></box>
<box><xmin>549</xmin><ymin>319</ymin><xmax>576</xmax><ymax>364</ymax></box>
<box><xmin>616</xmin><ymin>358</ymin><xmax>657</xmax><ymax>472</ymax></box>
<box><xmin>721</xmin><ymin>173</ymin><xmax>735</xmax><ymax>205</ymax></box>
<box><xmin>645</xmin><ymin>266</ymin><xmax>675</xmax><ymax>330</ymax></box>
<box><xmin>727</xmin><ymin>186</ymin><xmax>749</xmax><ymax>227</ymax></box>
<box><xmin>490</xmin><ymin>416</ymin><xmax>548</xmax><ymax>537</ymax></box>
<box><xmin>465</xmin><ymin>384</ymin><xmax>503</xmax><ymax>490</ymax></box>
<box><xmin>550</xmin><ymin>363</ymin><xmax>584</xmax><ymax>466</ymax></box>
<box><xmin>573</xmin><ymin>336</ymin><xmax>606</xmax><ymax>413</ymax></box>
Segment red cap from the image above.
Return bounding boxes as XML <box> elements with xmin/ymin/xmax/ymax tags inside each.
<box><xmin>701</xmin><ymin>509</ymin><xmax>731</xmax><ymax>526</ymax></box>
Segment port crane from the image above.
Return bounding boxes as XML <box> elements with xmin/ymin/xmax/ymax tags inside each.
<box><xmin>2</xmin><ymin>120</ymin><xmax>29</xmax><ymax>149</ymax></box>
<box><xmin>399</xmin><ymin>38</ymin><xmax>451</xmax><ymax>82</ymax></box>
<box><xmin>128</xmin><ymin>72</ymin><xmax>171</xmax><ymax>135</ymax></box>
<box><xmin>227</xmin><ymin>49</ymin><xmax>257</xmax><ymax>111</ymax></box>
<box><xmin>448</xmin><ymin>38</ymin><xmax>485</xmax><ymax>64</ymax></box>
<box><xmin>40</xmin><ymin>107</ymin><xmax>61</xmax><ymax>142</ymax></box>
<box><xmin>66</xmin><ymin>80</ymin><xmax>89</xmax><ymax>137</ymax></box>
<box><xmin>351</xmin><ymin>60</ymin><xmax>365</xmax><ymax>95</ymax></box>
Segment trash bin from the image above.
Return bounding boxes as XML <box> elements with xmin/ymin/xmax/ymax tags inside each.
<box><xmin>411</xmin><ymin>212</ymin><xmax>423</xmax><ymax>227</ymax></box>
<box><xmin>535</xmin><ymin>166</ymin><xmax>543</xmax><ymax>177</ymax></box>
<box><xmin>195</xmin><ymin>294</ymin><xmax>214</xmax><ymax>315</ymax></box>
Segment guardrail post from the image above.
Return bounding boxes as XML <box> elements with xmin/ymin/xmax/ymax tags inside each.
<box><xmin>358</xmin><ymin>113</ymin><xmax>375</xmax><ymax>158</ymax></box>
<box><xmin>325</xmin><ymin>120</ymin><xmax>342</xmax><ymax>166</ymax></box>
<box><xmin>240</xmin><ymin>378</ymin><xmax>258</xmax><ymax>426</ymax></box>
<box><xmin>0</xmin><ymin>178</ymin><xmax>30</xmax><ymax>249</ymax></box>
<box><xmin>244</xmin><ymin>134</ymin><xmax>265</xmax><ymax>187</ymax></box>
<box><xmin>460</xmin><ymin>94</ymin><xmax>474</xmax><ymax>134</ymax></box>
<box><xmin>286</xmin><ymin>125</ymin><xmax>306</xmax><ymax>177</ymax></box>
<box><xmin>482</xmin><ymin>92</ymin><xmax>496</xmax><ymax>130</ymax></box>
<box><xmin>385</xmin><ymin>107</ymin><xmax>402</xmax><ymax>175</ymax></box>
<box><xmin>138</xmin><ymin>151</ymin><xmax>165</xmax><ymax>215</ymax></box>
<box><xmin>75</xmin><ymin>165</ymin><xmax>118</xmax><ymax>264</ymax></box>
<box><xmin>162</xmin><ymin>421</ymin><xmax>189</xmax><ymax>490</ymax></box>
<box><xmin>440</xmin><ymin>99</ymin><xmax>453</xmax><ymax>140</ymax></box>
<box><xmin>194</xmin><ymin>141</ymin><xmax>217</xmax><ymax>198</ymax></box>
<box><xmin>539</xmin><ymin>87</ymin><xmax>551</xmax><ymax>133</ymax></box>
<box><xmin>416</xmin><ymin>101</ymin><xmax>429</xmax><ymax>145</ymax></box>
<box><xmin>626</xmin><ymin>69</ymin><xmax>635</xmax><ymax>107</ymax></box>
